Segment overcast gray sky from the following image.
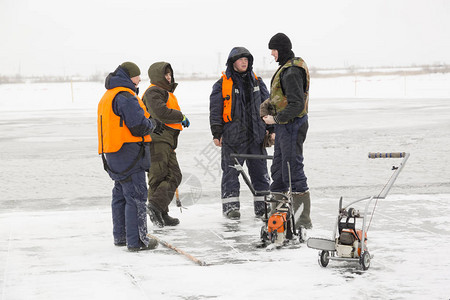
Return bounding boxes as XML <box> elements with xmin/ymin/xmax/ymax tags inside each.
<box><xmin>1</xmin><ymin>0</ymin><xmax>449</xmax><ymax>76</ymax></box>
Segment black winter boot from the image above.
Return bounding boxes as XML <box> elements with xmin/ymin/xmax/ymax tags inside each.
<box><xmin>147</xmin><ymin>202</ymin><xmax>165</xmax><ymax>227</ymax></box>
<box><xmin>162</xmin><ymin>212</ymin><xmax>180</xmax><ymax>226</ymax></box>
<box><xmin>128</xmin><ymin>239</ymin><xmax>158</xmax><ymax>252</ymax></box>
<box><xmin>225</xmin><ymin>209</ymin><xmax>240</xmax><ymax>220</ymax></box>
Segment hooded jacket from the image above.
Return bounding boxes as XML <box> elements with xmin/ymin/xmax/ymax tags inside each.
<box><xmin>209</xmin><ymin>47</ymin><xmax>270</xmax><ymax>145</ymax></box>
<box><xmin>142</xmin><ymin>62</ymin><xmax>184</xmax><ymax>149</ymax></box>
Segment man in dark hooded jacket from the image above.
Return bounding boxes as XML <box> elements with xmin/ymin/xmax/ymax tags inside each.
<box><xmin>98</xmin><ymin>62</ymin><xmax>163</xmax><ymax>251</ymax></box>
<box><xmin>210</xmin><ymin>47</ymin><xmax>271</xmax><ymax>219</ymax></box>
<box><xmin>261</xmin><ymin>33</ymin><xmax>312</xmax><ymax>231</ymax></box>
<box><xmin>142</xmin><ymin>62</ymin><xmax>190</xmax><ymax>227</ymax></box>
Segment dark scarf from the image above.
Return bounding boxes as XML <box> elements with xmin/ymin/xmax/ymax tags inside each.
<box><xmin>277</xmin><ymin>49</ymin><xmax>295</xmax><ymax>66</ymax></box>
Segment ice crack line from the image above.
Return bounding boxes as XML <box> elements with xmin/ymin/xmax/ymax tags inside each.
<box><xmin>124</xmin><ymin>266</ymin><xmax>149</xmax><ymax>299</ymax></box>
<box><xmin>209</xmin><ymin>229</ymin><xmax>251</xmax><ymax>263</ymax></box>
<box><xmin>376</xmin><ymin>211</ymin><xmax>445</xmax><ymax>236</ymax></box>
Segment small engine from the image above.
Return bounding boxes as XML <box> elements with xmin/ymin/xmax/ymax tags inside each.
<box><xmin>267</xmin><ymin>212</ymin><xmax>288</xmax><ymax>245</ymax></box>
<box><xmin>336</xmin><ymin>229</ymin><xmax>367</xmax><ymax>258</ymax></box>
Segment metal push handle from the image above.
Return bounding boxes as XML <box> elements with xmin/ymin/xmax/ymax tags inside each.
<box><xmin>230</xmin><ymin>156</ymin><xmax>270</xmax><ymax>197</ymax></box>
<box><xmin>230</xmin><ymin>153</ymin><xmax>274</xmax><ymax>160</ymax></box>
<box><xmin>368</xmin><ymin>152</ymin><xmax>406</xmax><ymax>159</ymax></box>
<box><xmin>369</xmin><ymin>152</ymin><xmax>410</xmax><ymax>198</ymax></box>
<box><xmin>229</xmin><ymin>153</ymin><xmax>273</xmax><ymax>197</ymax></box>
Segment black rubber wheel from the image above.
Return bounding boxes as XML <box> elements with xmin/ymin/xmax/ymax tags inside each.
<box><xmin>360</xmin><ymin>251</ymin><xmax>371</xmax><ymax>270</ymax></box>
<box><xmin>318</xmin><ymin>250</ymin><xmax>329</xmax><ymax>268</ymax></box>
<box><xmin>348</xmin><ymin>207</ymin><xmax>355</xmax><ymax>217</ymax></box>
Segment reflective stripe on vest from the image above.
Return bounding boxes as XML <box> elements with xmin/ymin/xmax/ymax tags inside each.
<box><xmin>144</xmin><ymin>84</ymin><xmax>183</xmax><ymax>131</ymax></box>
<box><xmin>221</xmin><ymin>72</ymin><xmax>259</xmax><ymax>123</ymax></box>
<box><xmin>97</xmin><ymin>87</ymin><xmax>151</xmax><ymax>154</ymax></box>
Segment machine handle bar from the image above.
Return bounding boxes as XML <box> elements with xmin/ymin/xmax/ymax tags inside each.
<box><xmin>368</xmin><ymin>152</ymin><xmax>406</xmax><ymax>159</ymax></box>
<box><xmin>230</xmin><ymin>153</ymin><xmax>273</xmax><ymax>160</ymax></box>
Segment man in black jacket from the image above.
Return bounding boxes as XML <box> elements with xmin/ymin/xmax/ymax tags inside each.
<box><xmin>261</xmin><ymin>33</ymin><xmax>312</xmax><ymax>230</ymax></box>
<box><xmin>210</xmin><ymin>47</ymin><xmax>271</xmax><ymax>219</ymax></box>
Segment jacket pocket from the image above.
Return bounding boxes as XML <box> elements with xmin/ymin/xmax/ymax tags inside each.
<box><xmin>222</xmin><ymin>121</ymin><xmax>245</xmax><ymax>145</ymax></box>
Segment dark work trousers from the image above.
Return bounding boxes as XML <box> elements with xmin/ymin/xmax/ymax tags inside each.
<box><xmin>270</xmin><ymin>115</ymin><xmax>309</xmax><ymax>193</ymax></box>
<box><xmin>111</xmin><ymin>171</ymin><xmax>150</xmax><ymax>248</ymax></box>
<box><xmin>221</xmin><ymin>141</ymin><xmax>270</xmax><ymax>214</ymax></box>
<box><xmin>147</xmin><ymin>142</ymin><xmax>182</xmax><ymax>213</ymax></box>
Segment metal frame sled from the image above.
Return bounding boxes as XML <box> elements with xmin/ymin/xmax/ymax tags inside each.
<box><xmin>230</xmin><ymin>153</ymin><xmax>305</xmax><ymax>249</ymax></box>
<box><xmin>307</xmin><ymin>152</ymin><xmax>410</xmax><ymax>270</ymax></box>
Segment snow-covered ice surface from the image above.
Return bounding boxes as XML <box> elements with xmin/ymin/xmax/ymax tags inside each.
<box><xmin>1</xmin><ymin>73</ymin><xmax>450</xmax><ymax>299</ymax></box>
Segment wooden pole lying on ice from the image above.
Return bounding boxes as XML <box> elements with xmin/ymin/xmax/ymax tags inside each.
<box><xmin>147</xmin><ymin>233</ymin><xmax>206</xmax><ymax>266</ymax></box>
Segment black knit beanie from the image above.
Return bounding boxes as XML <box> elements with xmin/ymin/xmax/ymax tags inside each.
<box><xmin>268</xmin><ymin>33</ymin><xmax>295</xmax><ymax>65</ymax></box>
<box><xmin>120</xmin><ymin>61</ymin><xmax>141</xmax><ymax>78</ymax></box>
<box><xmin>268</xmin><ymin>33</ymin><xmax>292</xmax><ymax>51</ymax></box>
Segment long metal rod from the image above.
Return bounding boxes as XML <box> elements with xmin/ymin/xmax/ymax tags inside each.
<box><xmin>147</xmin><ymin>233</ymin><xmax>206</xmax><ymax>266</ymax></box>
<box><xmin>378</xmin><ymin>153</ymin><xmax>410</xmax><ymax>198</ymax></box>
<box><xmin>232</xmin><ymin>157</ymin><xmax>257</xmax><ymax>196</ymax></box>
<box><xmin>361</xmin><ymin>196</ymin><xmax>374</xmax><ymax>253</ymax></box>
<box><xmin>230</xmin><ymin>153</ymin><xmax>273</xmax><ymax>160</ymax></box>
<box><xmin>287</xmin><ymin>162</ymin><xmax>297</xmax><ymax>234</ymax></box>
<box><xmin>329</xmin><ymin>256</ymin><xmax>360</xmax><ymax>262</ymax></box>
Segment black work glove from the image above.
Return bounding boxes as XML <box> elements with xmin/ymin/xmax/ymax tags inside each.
<box><xmin>211</xmin><ymin>124</ymin><xmax>223</xmax><ymax>140</ymax></box>
<box><xmin>150</xmin><ymin>118</ymin><xmax>164</xmax><ymax>135</ymax></box>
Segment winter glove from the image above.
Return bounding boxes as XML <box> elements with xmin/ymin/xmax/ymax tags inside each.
<box><xmin>181</xmin><ymin>115</ymin><xmax>190</xmax><ymax>128</ymax></box>
<box><xmin>211</xmin><ymin>124</ymin><xmax>223</xmax><ymax>140</ymax></box>
<box><xmin>266</xmin><ymin>125</ymin><xmax>275</xmax><ymax>135</ymax></box>
<box><xmin>150</xmin><ymin>118</ymin><xmax>165</xmax><ymax>135</ymax></box>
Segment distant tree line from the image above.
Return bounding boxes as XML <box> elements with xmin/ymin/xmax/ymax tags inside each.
<box><xmin>1</xmin><ymin>63</ymin><xmax>449</xmax><ymax>84</ymax></box>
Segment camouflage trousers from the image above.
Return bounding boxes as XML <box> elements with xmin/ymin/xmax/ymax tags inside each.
<box><xmin>147</xmin><ymin>142</ymin><xmax>182</xmax><ymax>213</ymax></box>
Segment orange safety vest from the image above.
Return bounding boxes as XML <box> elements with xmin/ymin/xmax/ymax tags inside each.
<box><xmin>144</xmin><ymin>84</ymin><xmax>183</xmax><ymax>131</ymax></box>
<box><xmin>221</xmin><ymin>72</ymin><xmax>258</xmax><ymax>123</ymax></box>
<box><xmin>97</xmin><ymin>87</ymin><xmax>151</xmax><ymax>154</ymax></box>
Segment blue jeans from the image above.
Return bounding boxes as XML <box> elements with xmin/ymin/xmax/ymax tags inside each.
<box><xmin>111</xmin><ymin>171</ymin><xmax>150</xmax><ymax>248</ymax></box>
<box><xmin>270</xmin><ymin>116</ymin><xmax>309</xmax><ymax>193</ymax></box>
